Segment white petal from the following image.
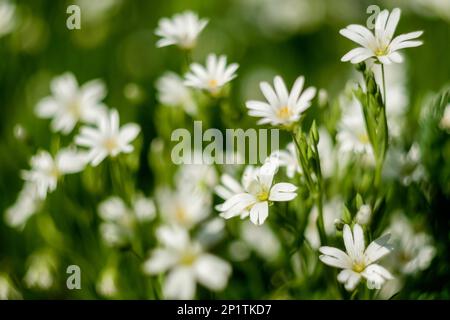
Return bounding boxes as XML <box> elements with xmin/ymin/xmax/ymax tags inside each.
<box><xmin>142</xmin><ymin>249</ymin><xmax>178</xmax><ymax>274</ymax></box>
<box><xmin>319</xmin><ymin>246</ymin><xmax>352</xmax><ymax>269</ymax></box>
<box><xmin>194</xmin><ymin>254</ymin><xmax>231</xmax><ymax>291</ymax></box>
<box><xmin>163</xmin><ymin>267</ymin><xmax>196</xmax><ymax>300</ymax></box>
<box><xmin>249</xmin><ymin>201</ymin><xmax>269</xmax><ymax>225</ymax></box>
<box><xmin>364</xmin><ymin>233</ymin><xmax>393</xmax><ymax>264</ymax></box>
<box><xmin>119</xmin><ymin>123</ymin><xmax>140</xmax><ymax>144</ymax></box>
<box><xmin>269</xmin><ymin>183</ymin><xmax>297</xmax><ymax>201</ymax></box>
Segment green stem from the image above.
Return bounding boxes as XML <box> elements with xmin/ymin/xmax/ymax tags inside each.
<box><xmin>291</xmin><ymin>131</ymin><xmax>327</xmax><ymax>245</ymax></box>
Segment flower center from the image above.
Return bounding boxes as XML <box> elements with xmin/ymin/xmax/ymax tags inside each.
<box><xmin>358</xmin><ymin>133</ymin><xmax>370</xmax><ymax>144</ymax></box>
<box><xmin>175</xmin><ymin>206</ymin><xmax>187</xmax><ymax>224</ymax></box>
<box><xmin>104</xmin><ymin>138</ymin><xmax>119</xmax><ymax>152</ymax></box>
<box><xmin>179</xmin><ymin>250</ymin><xmax>197</xmax><ymax>266</ymax></box>
<box><xmin>352</xmin><ymin>261</ymin><xmax>366</xmax><ymax>273</ymax></box>
<box><xmin>68</xmin><ymin>99</ymin><xmax>82</xmax><ymax>118</ymax></box>
<box><xmin>257</xmin><ymin>188</ymin><xmax>269</xmax><ymax>201</ymax></box>
<box><xmin>375</xmin><ymin>46</ymin><xmax>389</xmax><ymax>56</ymax></box>
<box><xmin>208</xmin><ymin>79</ymin><xmax>218</xmax><ymax>89</ymax></box>
<box><xmin>276</xmin><ymin>106</ymin><xmax>292</xmax><ymax>120</ymax></box>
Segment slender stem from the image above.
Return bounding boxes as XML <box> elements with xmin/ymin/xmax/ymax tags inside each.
<box><xmin>381</xmin><ymin>64</ymin><xmax>387</xmax><ymax>107</ymax></box>
<box><xmin>291</xmin><ymin>131</ymin><xmax>327</xmax><ymax>245</ymax></box>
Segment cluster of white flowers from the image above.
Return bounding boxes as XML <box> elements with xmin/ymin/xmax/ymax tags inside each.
<box><xmin>6</xmin><ymin>72</ymin><xmax>141</xmax><ymax>229</ymax></box>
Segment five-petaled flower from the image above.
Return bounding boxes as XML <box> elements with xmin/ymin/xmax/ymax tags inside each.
<box><xmin>184</xmin><ymin>54</ymin><xmax>239</xmax><ymax>96</ymax></box>
<box><xmin>155</xmin><ymin>11</ymin><xmax>208</xmax><ymax>49</ymax></box>
<box><xmin>246</xmin><ymin>75</ymin><xmax>316</xmax><ymax>128</ymax></box>
<box><xmin>340</xmin><ymin>8</ymin><xmax>423</xmax><ymax>64</ymax></box>
<box><xmin>75</xmin><ymin>109</ymin><xmax>140</xmax><ymax>166</ymax></box>
<box><xmin>319</xmin><ymin>223</ymin><xmax>394</xmax><ymax>291</ymax></box>
<box><xmin>216</xmin><ymin>161</ymin><xmax>297</xmax><ymax>225</ymax></box>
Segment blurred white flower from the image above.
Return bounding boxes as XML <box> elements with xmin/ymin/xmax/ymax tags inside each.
<box><xmin>440</xmin><ymin>103</ymin><xmax>450</xmax><ymax>131</ymax></box>
<box><xmin>98</xmin><ymin>195</ymin><xmax>155</xmax><ymax>246</ymax></box>
<box><xmin>337</xmin><ymin>99</ymin><xmax>374</xmax><ymax>163</ymax></box>
<box><xmin>241</xmin><ymin>221</ymin><xmax>280</xmax><ymax>261</ymax></box>
<box><xmin>21</xmin><ymin>149</ymin><xmax>86</xmax><ymax>199</ymax></box>
<box><xmin>0</xmin><ymin>274</ymin><xmax>21</xmax><ymax>300</ymax></box>
<box><xmin>386</xmin><ymin>213</ymin><xmax>436</xmax><ymax>275</ymax></box>
<box><xmin>96</xmin><ymin>267</ymin><xmax>119</xmax><ymax>298</ymax></box>
<box><xmin>155</xmin><ymin>72</ymin><xmax>197</xmax><ymax>115</ymax></box>
<box><xmin>157</xmin><ymin>187</ymin><xmax>210</xmax><ymax>229</ymax></box>
<box><xmin>269</xmin><ymin>142</ymin><xmax>301</xmax><ymax>178</ymax></box>
<box><xmin>0</xmin><ymin>0</ymin><xmax>15</xmax><ymax>38</ymax></box>
<box><xmin>305</xmin><ymin>197</ymin><xmax>343</xmax><ymax>249</ymax></box>
<box><xmin>319</xmin><ymin>224</ymin><xmax>394</xmax><ymax>291</ymax></box>
<box><xmin>75</xmin><ymin>0</ymin><xmax>121</xmax><ymax>23</ymax></box>
<box><xmin>175</xmin><ymin>163</ymin><xmax>218</xmax><ymax>197</ymax></box>
<box><xmin>340</xmin><ymin>8</ymin><xmax>423</xmax><ymax>65</ymax></box>
<box><xmin>317</xmin><ymin>127</ymin><xmax>337</xmax><ymax>178</ymax></box>
<box><xmin>23</xmin><ymin>251</ymin><xmax>57</xmax><ymax>290</ymax></box>
<box><xmin>246</xmin><ymin>75</ymin><xmax>316</xmax><ymax>127</ymax></box>
<box><xmin>216</xmin><ymin>161</ymin><xmax>297</xmax><ymax>225</ymax></box>
<box><xmin>383</xmin><ymin>143</ymin><xmax>425</xmax><ymax>185</ymax></box>
<box><xmin>35</xmin><ymin>73</ymin><xmax>107</xmax><ymax>135</ymax></box>
<box><xmin>185</xmin><ymin>54</ymin><xmax>239</xmax><ymax>95</ymax></box>
<box><xmin>155</xmin><ymin>11</ymin><xmax>208</xmax><ymax>49</ymax></box>
<box><xmin>5</xmin><ymin>183</ymin><xmax>41</xmax><ymax>229</ymax></box>
<box><xmin>142</xmin><ymin>225</ymin><xmax>232</xmax><ymax>300</ymax></box>
<box><xmin>355</xmin><ymin>204</ymin><xmax>372</xmax><ymax>225</ymax></box>
<box><xmin>75</xmin><ymin>109</ymin><xmax>140</xmax><ymax>166</ymax></box>
<box><xmin>133</xmin><ymin>194</ymin><xmax>156</xmax><ymax>222</ymax></box>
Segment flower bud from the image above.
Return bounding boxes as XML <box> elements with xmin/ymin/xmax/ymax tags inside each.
<box><xmin>355</xmin><ymin>204</ymin><xmax>372</xmax><ymax>225</ymax></box>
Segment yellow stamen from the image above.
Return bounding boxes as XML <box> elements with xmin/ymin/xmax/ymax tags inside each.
<box><xmin>208</xmin><ymin>79</ymin><xmax>218</xmax><ymax>89</ymax></box>
<box><xmin>352</xmin><ymin>262</ymin><xmax>365</xmax><ymax>273</ymax></box>
<box><xmin>179</xmin><ymin>251</ymin><xmax>197</xmax><ymax>266</ymax></box>
<box><xmin>104</xmin><ymin>138</ymin><xmax>118</xmax><ymax>152</ymax></box>
<box><xmin>358</xmin><ymin>133</ymin><xmax>370</xmax><ymax>144</ymax></box>
<box><xmin>257</xmin><ymin>189</ymin><xmax>269</xmax><ymax>202</ymax></box>
<box><xmin>175</xmin><ymin>206</ymin><xmax>187</xmax><ymax>224</ymax></box>
<box><xmin>276</xmin><ymin>106</ymin><xmax>292</xmax><ymax>120</ymax></box>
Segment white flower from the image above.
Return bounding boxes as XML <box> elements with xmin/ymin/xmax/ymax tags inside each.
<box><xmin>142</xmin><ymin>225</ymin><xmax>232</xmax><ymax>300</ymax></box>
<box><xmin>0</xmin><ymin>0</ymin><xmax>15</xmax><ymax>38</ymax></box>
<box><xmin>0</xmin><ymin>274</ymin><xmax>21</xmax><ymax>300</ymax></box>
<box><xmin>133</xmin><ymin>194</ymin><xmax>156</xmax><ymax>222</ymax></box>
<box><xmin>5</xmin><ymin>183</ymin><xmax>41</xmax><ymax>229</ymax></box>
<box><xmin>440</xmin><ymin>103</ymin><xmax>450</xmax><ymax>131</ymax></box>
<box><xmin>24</xmin><ymin>251</ymin><xmax>57</xmax><ymax>290</ymax></box>
<box><xmin>340</xmin><ymin>8</ymin><xmax>423</xmax><ymax>65</ymax></box>
<box><xmin>216</xmin><ymin>162</ymin><xmax>297</xmax><ymax>225</ymax></box>
<box><xmin>35</xmin><ymin>73</ymin><xmax>107</xmax><ymax>134</ymax></box>
<box><xmin>386</xmin><ymin>213</ymin><xmax>436</xmax><ymax>275</ymax></box>
<box><xmin>157</xmin><ymin>187</ymin><xmax>210</xmax><ymax>229</ymax></box>
<box><xmin>98</xmin><ymin>195</ymin><xmax>155</xmax><ymax>246</ymax></box>
<box><xmin>269</xmin><ymin>142</ymin><xmax>301</xmax><ymax>178</ymax></box>
<box><xmin>155</xmin><ymin>11</ymin><xmax>208</xmax><ymax>49</ymax></box>
<box><xmin>156</xmin><ymin>72</ymin><xmax>197</xmax><ymax>115</ymax></box>
<box><xmin>241</xmin><ymin>221</ymin><xmax>280</xmax><ymax>261</ymax></box>
<box><xmin>75</xmin><ymin>109</ymin><xmax>140</xmax><ymax>166</ymax></box>
<box><xmin>184</xmin><ymin>54</ymin><xmax>239</xmax><ymax>95</ymax></box>
<box><xmin>337</xmin><ymin>99</ymin><xmax>374</xmax><ymax>162</ymax></box>
<box><xmin>215</xmin><ymin>166</ymin><xmax>258</xmax><ymax>219</ymax></box>
<box><xmin>175</xmin><ymin>163</ymin><xmax>218</xmax><ymax>196</ymax></box>
<box><xmin>21</xmin><ymin>149</ymin><xmax>86</xmax><ymax>199</ymax></box>
<box><xmin>319</xmin><ymin>224</ymin><xmax>394</xmax><ymax>291</ymax></box>
<box><xmin>246</xmin><ymin>75</ymin><xmax>316</xmax><ymax>127</ymax></box>
<box><xmin>305</xmin><ymin>197</ymin><xmax>343</xmax><ymax>249</ymax></box>
<box><xmin>96</xmin><ymin>267</ymin><xmax>118</xmax><ymax>297</ymax></box>
<box><xmin>355</xmin><ymin>204</ymin><xmax>372</xmax><ymax>225</ymax></box>
<box><xmin>383</xmin><ymin>143</ymin><xmax>425</xmax><ymax>185</ymax></box>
